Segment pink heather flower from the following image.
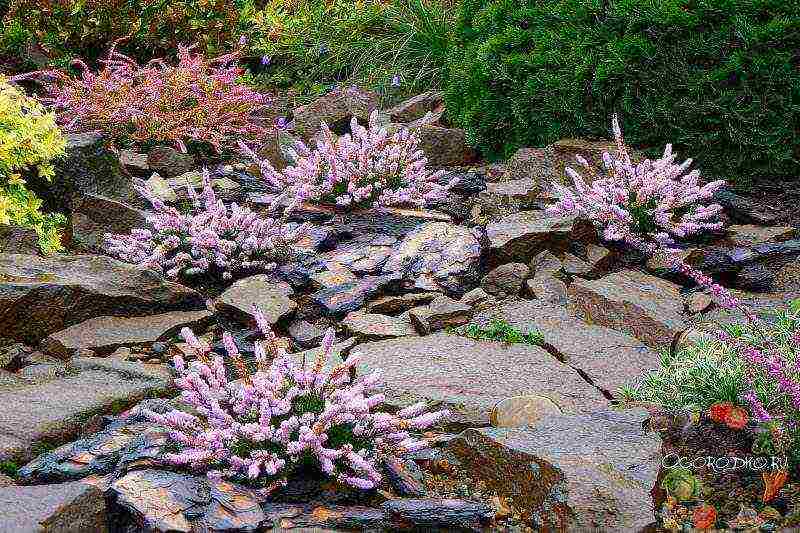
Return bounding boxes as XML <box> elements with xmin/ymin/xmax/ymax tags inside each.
<box><xmin>240</xmin><ymin>110</ymin><xmax>456</xmax><ymax>211</ymax></box>
<box><xmin>144</xmin><ymin>321</ymin><xmax>448</xmax><ymax>490</ymax></box>
<box><xmin>104</xmin><ymin>168</ymin><xmax>306</xmax><ymax>281</ymax></box>
<box><xmin>548</xmin><ymin>114</ymin><xmax>725</xmax><ymax>247</ymax></box>
<box><xmin>13</xmin><ymin>43</ymin><xmax>274</xmax><ymax>153</ymax></box>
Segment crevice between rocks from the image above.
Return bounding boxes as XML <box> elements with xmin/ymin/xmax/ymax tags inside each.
<box><xmin>539</xmin><ymin>341</ymin><xmax>616</xmax><ymax>402</ymax></box>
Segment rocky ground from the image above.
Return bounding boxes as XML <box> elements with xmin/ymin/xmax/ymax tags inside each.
<box><xmin>1</xmin><ymin>88</ymin><xmax>798</xmax><ymax>532</ymax></box>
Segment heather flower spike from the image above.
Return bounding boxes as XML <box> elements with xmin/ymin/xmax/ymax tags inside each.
<box><xmin>104</xmin><ymin>168</ymin><xmax>306</xmax><ymax>281</ymax></box>
<box><xmin>143</xmin><ymin>320</ymin><xmax>449</xmax><ymax>490</ymax></box>
<box><xmin>548</xmin><ymin>115</ymin><xmax>725</xmax><ymax>248</ymax></box>
<box><xmin>241</xmin><ymin>110</ymin><xmax>458</xmax><ymax>210</ymax></box>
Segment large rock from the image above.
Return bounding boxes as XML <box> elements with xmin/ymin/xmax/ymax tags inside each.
<box><xmin>343</xmin><ymin>311</ymin><xmax>417</xmax><ymax>340</ymax></box>
<box><xmin>726</xmin><ymin>224</ymin><xmax>797</xmax><ymax>247</ymax></box>
<box><xmin>472</xmin><ymin>300</ymin><xmax>659</xmax><ymax>395</ymax></box>
<box><xmin>568</xmin><ymin>270</ymin><xmax>686</xmax><ymax>350</ymax></box>
<box><xmin>0</xmin><ymin>481</ymin><xmax>107</xmax><ymax>532</ymax></box>
<box><xmin>382</xmin><ymin>222</ymin><xmax>482</xmax><ymax>296</ymax></box>
<box><xmin>216</xmin><ymin>275</ymin><xmax>296</xmax><ymax>327</ymax></box>
<box><xmin>312</xmin><ymin>273</ymin><xmax>400</xmax><ymax>315</ymax></box>
<box><xmin>146</xmin><ymin>146</ymin><xmax>195</xmax><ymax>178</ymax></box>
<box><xmin>70</xmin><ymin>193</ymin><xmax>149</xmax><ymax>251</ymax></box>
<box><xmin>502</xmin><ymin>147</ymin><xmax>552</xmax><ymax>183</ymax></box>
<box><xmin>0</xmin><ymin>357</ymin><xmax>171</xmax><ymax>464</ymax></box>
<box><xmin>713</xmin><ymin>188</ymin><xmax>781</xmax><ymax>225</ymax></box>
<box><xmin>292</xmin><ymin>86</ymin><xmax>380</xmax><ymax>140</ymax></box>
<box><xmin>25</xmin><ymin>132</ymin><xmax>142</xmax><ymax>215</ymax></box>
<box><xmin>408</xmin><ymin>295</ymin><xmax>472</xmax><ymax>334</ymax></box>
<box><xmin>0</xmin><ymin>254</ymin><xmax>205</xmax><ymax>344</ymax></box>
<box><xmin>480</xmin><ymin>262</ymin><xmax>530</xmax><ymax>298</ymax></box>
<box><xmin>350</xmin><ymin>334</ymin><xmax>607</xmax><ymax>427</ymax></box>
<box><xmin>485</xmin><ymin>211</ymin><xmax>577</xmax><ymax>265</ymax></box>
<box><xmin>552</xmin><ymin>139</ymin><xmax>618</xmax><ymax>184</ymax></box>
<box><xmin>387</xmin><ymin>91</ymin><xmax>443</xmax><ymax>123</ymax></box>
<box><xmin>0</xmin><ymin>224</ymin><xmax>40</xmax><ymax>255</ymax></box>
<box><xmin>41</xmin><ymin>310</ymin><xmax>213</xmax><ymax>360</ymax></box>
<box><xmin>448</xmin><ymin>409</ymin><xmax>660</xmax><ymax>531</ymax></box>
<box><xmin>415</xmin><ymin>125</ymin><xmax>477</xmax><ymax>168</ymax></box>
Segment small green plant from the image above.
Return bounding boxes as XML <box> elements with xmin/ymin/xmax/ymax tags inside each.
<box><xmin>0</xmin><ymin>460</ymin><xmax>19</xmax><ymax>478</ymax></box>
<box><xmin>459</xmin><ymin>320</ymin><xmax>544</xmax><ymax>346</ymax></box>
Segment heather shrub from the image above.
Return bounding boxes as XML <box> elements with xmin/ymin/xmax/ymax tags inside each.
<box><xmin>548</xmin><ymin>116</ymin><xmax>725</xmax><ymax>248</ymax></box>
<box><xmin>104</xmin><ymin>169</ymin><xmax>305</xmax><ymax>281</ymax></box>
<box><xmin>241</xmin><ymin>110</ymin><xmax>457</xmax><ymax>210</ymax></box>
<box><xmin>1</xmin><ymin>0</ymin><xmax>243</xmax><ymax>70</ymax></box>
<box><xmin>0</xmin><ymin>76</ymin><xmax>66</xmax><ymax>253</ymax></box>
<box><xmin>144</xmin><ymin>313</ymin><xmax>448</xmax><ymax>489</ymax></box>
<box><xmin>445</xmin><ymin>0</ymin><xmax>800</xmax><ymax>187</ymax></box>
<box><xmin>242</xmin><ymin>0</ymin><xmax>455</xmax><ymax>103</ymax></box>
<box><xmin>15</xmin><ymin>44</ymin><xmax>274</xmax><ymax>154</ymax></box>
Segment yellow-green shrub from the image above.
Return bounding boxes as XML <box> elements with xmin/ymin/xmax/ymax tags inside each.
<box><xmin>0</xmin><ymin>76</ymin><xmax>67</xmax><ymax>253</ymax></box>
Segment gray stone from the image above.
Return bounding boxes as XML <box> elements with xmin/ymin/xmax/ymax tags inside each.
<box><xmin>42</xmin><ymin>310</ymin><xmax>213</xmax><ymax>359</ymax></box>
<box><xmin>216</xmin><ymin>275</ymin><xmax>296</xmax><ymax>326</ymax></box>
<box><xmin>387</xmin><ymin>91</ymin><xmax>443</xmax><ymax>123</ymax></box>
<box><xmin>726</xmin><ymin>224</ymin><xmax>797</xmax><ymax>247</ymax></box>
<box><xmin>288</xmin><ymin>320</ymin><xmax>327</xmax><ymax>349</ymax></box>
<box><xmin>0</xmin><ymin>225</ymin><xmax>40</xmax><ymax>255</ymax></box>
<box><xmin>526</xmin><ymin>275</ymin><xmax>568</xmax><ymax>306</ymax></box>
<box><xmin>562</xmin><ymin>252</ymin><xmax>592</xmax><ymax>276</ymax></box>
<box><xmin>70</xmin><ymin>193</ymin><xmax>149</xmax><ymax>251</ymax></box>
<box><xmin>292</xmin><ymin>86</ymin><xmax>380</xmax><ymax>140</ymax></box>
<box><xmin>350</xmin><ymin>334</ymin><xmax>607</xmax><ymax>427</ymax></box>
<box><xmin>365</xmin><ymin>292</ymin><xmax>440</xmax><ymax>315</ymax></box>
<box><xmin>381</xmin><ymin>498</ymin><xmax>494</xmax><ymax>531</ymax></box>
<box><xmin>309</xmin><ymin>262</ymin><xmax>358</xmax><ymax>290</ymax></box>
<box><xmin>503</xmin><ymin>147</ymin><xmax>552</xmax><ymax>183</ymax></box>
<box><xmin>343</xmin><ymin>311</ymin><xmax>417</xmax><ymax>340</ymax></box>
<box><xmin>409</xmin><ymin>295</ymin><xmax>472</xmax><ymax>334</ymax></box>
<box><xmin>146</xmin><ymin>146</ymin><xmax>195</xmax><ymax>178</ymax></box>
<box><xmin>448</xmin><ymin>409</ymin><xmax>660</xmax><ymax>531</ymax></box>
<box><xmin>119</xmin><ymin>149</ymin><xmax>150</xmax><ymax>177</ymax></box>
<box><xmin>312</xmin><ymin>273</ymin><xmax>400</xmax><ymax>315</ymax></box>
<box><xmin>713</xmin><ymin>188</ymin><xmax>781</xmax><ymax>225</ymax></box>
<box><xmin>415</xmin><ymin>125</ymin><xmax>477</xmax><ymax>168</ymax></box>
<box><xmin>529</xmin><ymin>249</ymin><xmax>563</xmax><ymax>276</ymax></box>
<box><xmin>480</xmin><ymin>263</ymin><xmax>530</xmax><ymax>298</ymax></box>
<box><xmin>0</xmin><ymin>253</ymin><xmax>205</xmax><ymax>344</ymax></box>
<box><xmin>735</xmin><ymin>263</ymin><xmax>775</xmax><ymax>291</ymax></box>
<box><xmin>568</xmin><ymin>270</ymin><xmax>685</xmax><ymax>350</ymax></box>
<box><xmin>382</xmin><ymin>222</ymin><xmax>482</xmax><ymax>296</ymax></box>
<box><xmin>0</xmin><ymin>481</ymin><xmax>107</xmax><ymax>533</ymax></box>
<box><xmin>472</xmin><ymin>300</ymin><xmax>659</xmax><ymax>395</ymax></box>
<box><xmin>552</xmin><ymin>138</ymin><xmax>619</xmax><ymax>184</ymax></box>
<box><xmin>0</xmin><ymin>357</ymin><xmax>171</xmax><ymax>464</ymax></box>
<box><xmin>459</xmin><ymin>287</ymin><xmax>497</xmax><ymax>311</ymax></box>
<box><xmin>486</xmin><ymin>211</ymin><xmax>576</xmax><ymax>265</ymax></box>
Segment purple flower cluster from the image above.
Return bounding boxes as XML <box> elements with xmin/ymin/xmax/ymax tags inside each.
<box><xmin>144</xmin><ymin>308</ymin><xmax>449</xmax><ymax>490</ymax></box>
<box><xmin>240</xmin><ymin>110</ymin><xmax>457</xmax><ymax>210</ymax></box>
<box><xmin>104</xmin><ymin>169</ymin><xmax>305</xmax><ymax>280</ymax></box>
<box><xmin>548</xmin><ymin>115</ymin><xmax>725</xmax><ymax>247</ymax></box>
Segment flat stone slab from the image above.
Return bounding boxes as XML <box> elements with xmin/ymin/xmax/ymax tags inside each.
<box><xmin>448</xmin><ymin>408</ymin><xmax>660</xmax><ymax>531</ymax></box>
<box><xmin>350</xmin><ymin>334</ymin><xmax>607</xmax><ymax>427</ymax></box>
<box><xmin>42</xmin><ymin>310</ymin><xmax>213</xmax><ymax>359</ymax></box>
<box><xmin>485</xmin><ymin>212</ymin><xmax>577</xmax><ymax>264</ymax></box>
<box><xmin>472</xmin><ymin>300</ymin><xmax>659</xmax><ymax>396</ymax></box>
<box><xmin>0</xmin><ymin>253</ymin><xmax>205</xmax><ymax>344</ymax></box>
<box><xmin>568</xmin><ymin>269</ymin><xmax>685</xmax><ymax>350</ymax></box>
<box><xmin>0</xmin><ymin>358</ymin><xmax>171</xmax><ymax>464</ymax></box>
<box><xmin>0</xmin><ymin>481</ymin><xmax>107</xmax><ymax>532</ymax></box>
<box><xmin>216</xmin><ymin>275</ymin><xmax>296</xmax><ymax>326</ymax></box>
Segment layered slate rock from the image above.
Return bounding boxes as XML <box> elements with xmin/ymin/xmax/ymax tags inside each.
<box><xmin>726</xmin><ymin>224</ymin><xmax>797</xmax><ymax>247</ymax></box>
<box><xmin>41</xmin><ymin>310</ymin><xmax>213</xmax><ymax>359</ymax></box>
<box><xmin>382</xmin><ymin>222</ymin><xmax>482</xmax><ymax>296</ymax></box>
<box><xmin>292</xmin><ymin>85</ymin><xmax>380</xmax><ymax>140</ymax></box>
<box><xmin>312</xmin><ymin>273</ymin><xmax>400</xmax><ymax>315</ymax></box>
<box><xmin>480</xmin><ymin>262</ymin><xmax>530</xmax><ymax>298</ymax></box>
<box><xmin>552</xmin><ymin>139</ymin><xmax>617</xmax><ymax>184</ymax></box>
<box><xmin>0</xmin><ymin>358</ymin><xmax>171</xmax><ymax>463</ymax></box>
<box><xmin>0</xmin><ymin>481</ymin><xmax>107</xmax><ymax>532</ymax></box>
<box><xmin>408</xmin><ymin>295</ymin><xmax>472</xmax><ymax>335</ymax></box>
<box><xmin>350</xmin><ymin>334</ymin><xmax>607</xmax><ymax>427</ymax></box>
<box><xmin>216</xmin><ymin>275</ymin><xmax>296</xmax><ymax>326</ymax></box>
<box><xmin>343</xmin><ymin>311</ymin><xmax>417</xmax><ymax>340</ymax></box>
<box><xmin>0</xmin><ymin>253</ymin><xmax>205</xmax><ymax>344</ymax></box>
<box><xmin>0</xmin><ymin>224</ymin><xmax>39</xmax><ymax>254</ymax></box>
<box><xmin>415</xmin><ymin>125</ymin><xmax>477</xmax><ymax>167</ymax></box>
<box><xmin>70</xmin><ymin>193</ymin><xmax>149</xmax><ymax>251</ymax></box>
<box><xmin>387</xmin><ymin>91</ymin><xmax>443</xmax><ymax>123</ymax></box>
<box><xmin>485</xmin><ymin>211</ymin><xmax>577</xmax><ymax>265</ymax></box>
<box><xmin>568</xmin><ymin>270</ymin><xmax>686</xmax><ymax>350</ymax></box>
<box><xmin>472</xmin><ymin>300</ymin><xmax>658</xmax><ymax>395</ymax></box>
<box><xmin>448</xmin><ymin>409</ymin><xmax>660</xmax><ymax>531</ymax></box>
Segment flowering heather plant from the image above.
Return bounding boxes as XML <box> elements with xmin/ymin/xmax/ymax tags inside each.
<box><xmin>145</xmin><ymin>309</ymin><xmax>448</xmax><ymax>490</ymax></box>
<box><xmin>240</xmin><ymin>110</ymin><xmax>457</xmax><ymax>210</ymax></box>
<box><xmin>548</xmin><ymin>115</ymin><xmax>725</xmax><ymax>248</ymax></box>
<box><xmin>104</xmin><ymin>168</ymin><xmax>304</xmax><ymax>281</ymax></box>
<box><xmin>13</xmin><ymin>43</ymin><xmax>273</xmax><ymax>153</ymax></box>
